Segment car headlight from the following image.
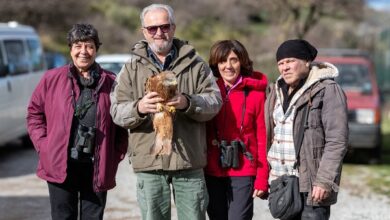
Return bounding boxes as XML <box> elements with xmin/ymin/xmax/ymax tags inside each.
<box><xmin>355</xmin><ymin>109</ymin><xmax>375</xmax><ymax>124</ymax></box>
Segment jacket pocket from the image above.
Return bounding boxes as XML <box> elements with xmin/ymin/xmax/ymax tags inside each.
<box><xmin>308</xmin><ymin>102</ymin><xmax>323</xmax><ymax>129</ymax></box>
<box><xmin>305</xmin><ymin>126</ymin><xmax>324</xmax><ymax>159</ymax></box>
<box><xmin>131</xmin><ymin>154</ymin><xmax>157</xmax><ymax>169</ymax></box>
<box><xmin>312</xmin><ymin>145</ymin><xmax>324</xmax><ymax>159</ymax></box>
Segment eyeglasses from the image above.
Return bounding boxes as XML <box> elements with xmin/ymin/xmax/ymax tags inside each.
<box><xmin>143</xmin><ymin>24</ymin><xmax>171</xmax><ymax>35</ymax></box>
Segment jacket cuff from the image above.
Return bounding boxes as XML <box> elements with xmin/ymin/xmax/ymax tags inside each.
<box><xmin>313</xmin><ymin>178</ymin><xmax>339</xmax><ymax>192</ymax></box>
<box><xmin>133</xmin><ymin>100</ymin><xmax>148</xmax><ymax>120</ymax></box>
<box><xmin>254</xmin><ymin>177</ymin><xmax>269</xmax><ymax>192</ymax></box>
<box><xmin>182</xmin><ymin>93</ymin><xmax>196</xmax><ymax>114</ymax></box>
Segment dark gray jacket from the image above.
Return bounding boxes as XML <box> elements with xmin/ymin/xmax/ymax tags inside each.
<box><xmin>265</xmin><ymin>62</ymin><xmax>349</xmax><ymax>206</ymax></box>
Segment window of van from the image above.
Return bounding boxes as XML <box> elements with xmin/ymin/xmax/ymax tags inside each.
<box><xmin>4</xmin><ymin>40</ymin><xmax>29</xmax><ymax>75</ymax></box>
<box><xmin>27</xmin><ymin>39</ymin><xmax>45</xmax><ymax>71</ymax></box>
<box><xmin>335</xmin><ymin>64</ymin><xmax>371</xmax><ymax>93</ymax></box>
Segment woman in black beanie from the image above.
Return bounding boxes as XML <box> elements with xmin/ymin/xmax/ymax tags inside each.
<box><xmin>265</xmin><ymin>39</ymin><xmax>349</xmax><ymax>220</ymax></box>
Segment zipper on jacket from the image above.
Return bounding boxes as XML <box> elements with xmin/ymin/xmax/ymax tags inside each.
<box><xmin>92</xmin><ymin>90</ymin><xmax>100</xmax><ymax>191</ymax></box>
<box><xmin>91</xmin><ymin>71</ymin><xmax>106</xmax><ymax>191</ymax></box>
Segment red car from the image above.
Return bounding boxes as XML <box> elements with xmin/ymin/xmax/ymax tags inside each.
<box><xmin>317</xmin><ymin>49</ymin><xmax>382</xmax><ymax>163</ymax></box>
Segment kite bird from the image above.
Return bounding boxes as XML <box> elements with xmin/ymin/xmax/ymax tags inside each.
<box><xmin>145</xmin><ymin>71</ymin><xmax>178</xmax><ymax>156</ymax></box>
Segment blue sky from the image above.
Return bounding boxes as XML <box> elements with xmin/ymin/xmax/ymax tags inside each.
<box><xmin>367</xmin><ymin>0</ymin><xmax>390</xmax><ymax>11</ymax></box>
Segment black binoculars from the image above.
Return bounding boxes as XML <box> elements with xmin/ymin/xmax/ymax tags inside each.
<box><xmin>219</xmin><ymin>140</ymin><xmax>254</xmax><ymax>169</ymax></box>
<box><xmin>70</xmin><ymin>124</ymin><xmax>96</xmax><ymax>160</ymax></box>
<box><xmin>219</xmin><ymin>140</ymin><xmax>241</xmax><ymax>168</ymax></box>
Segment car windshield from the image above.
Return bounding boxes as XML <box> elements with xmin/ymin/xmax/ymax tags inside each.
<box><xmin>334</xmin><ymin>64</ymin><xmax>372</xmax><ymax>93</ymax></box>
<box><xmin>99</xmin><ymin>62</ymin><xmax>124</xmax><ymax>74</ymax></box>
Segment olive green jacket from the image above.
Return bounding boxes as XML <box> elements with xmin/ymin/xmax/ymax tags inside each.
<box><xmin>110</xmin><ymin>38</ymin><xmax>222</xmax><ymax>172</ymax></box>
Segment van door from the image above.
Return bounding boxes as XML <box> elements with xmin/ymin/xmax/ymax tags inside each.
<box><xmin>2</xmin><ymin>39</ymin><xmax>30</xmax><ymax>139</ymax></box>
<box><xmin>0</xmin><ymin>41</ymin><xmax>12</xmax><ymax>143</ymax></box>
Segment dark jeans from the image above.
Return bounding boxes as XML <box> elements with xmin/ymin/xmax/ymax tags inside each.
<box><xmin>47</xmin><ymin>161</ymin><xmax>107</xmax><ymax>220</ymax></box>
<box><xmin>291</xmin><ymin>193</ymin><xmax>330</xmax><ymax>220</ymax></box>
<box><xmin>205</xmin><ymin>175</ymin><xmax>254</xmax><ymax>220</ymax></box>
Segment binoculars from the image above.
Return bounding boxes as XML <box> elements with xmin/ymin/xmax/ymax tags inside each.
<box><xmin>70</xmin><ymin>124</ymin><xmax>96</xmax><ymax>160</ymax></box>
<box><xmin>219</xmin><ymin>140</ymin><xmax>254</xmax><ymax>169</ymax></box>
<box><xmin>219</xmin><ymin>140</ymin><xmax>241</xmax><ymax>169</ymax></box>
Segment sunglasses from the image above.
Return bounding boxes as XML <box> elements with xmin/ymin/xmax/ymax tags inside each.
<box><xmin>144</xmin><ymin>24</ymin><xmax>171</xmax><ymax>35</ymax></box>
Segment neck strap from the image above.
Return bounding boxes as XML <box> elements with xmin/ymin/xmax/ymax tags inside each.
<box><xmin>216</xmin><ymin>88</ymin><xmax>249</xmax><ymax>141</ymax></box>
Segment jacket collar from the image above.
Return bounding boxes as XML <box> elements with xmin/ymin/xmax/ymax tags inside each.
<box><xmin>67</xmin><ymin>62</ymin><xmax>109</xmax><ymax>94</ymax></box>
<box><xmin>218</xmin><ymin>71</ymin><xmax>268</xmax><ymax>93</ymax></box>
<box><xmin>304</xmin><ymin>61</ymin><xmax>338</xmax><ymax>88</ymax></box>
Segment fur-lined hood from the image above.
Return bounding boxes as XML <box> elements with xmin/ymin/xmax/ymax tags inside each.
<box><xmin>276</xmin><ymin>61</ymin><xmax>338</xmax><ymax>89</ymax></box>
<box><xmin>304</xmin><ymin>61</ymin><xmax>338</xmax><ymax>88</ymax></box>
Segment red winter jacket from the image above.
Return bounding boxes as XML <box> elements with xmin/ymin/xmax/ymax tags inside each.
<box><xmin>204</xmin><ymin>71</ymin><xmax>269</xmax><ymax>191</ymax></box>
<box><xmin>26</xmin><ymin>64</ymin><xmax>128</xmax><ymax>192</ymax></box>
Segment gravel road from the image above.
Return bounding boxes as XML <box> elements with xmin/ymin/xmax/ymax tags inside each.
<box><xmin>0</xmin><ymin>146</ymin><xmax>389</xmax><ymax>220</ymax></box>
<box><xmin>106</xmin><ymin>160</ymin><xmax>390</xmax><ymax>220</ymax></box>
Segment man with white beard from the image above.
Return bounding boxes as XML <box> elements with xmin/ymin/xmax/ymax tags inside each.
<box><xmin>109</xmin><ymin>3</ymin><xmax>222</xmax><ymax>220</ymax></box>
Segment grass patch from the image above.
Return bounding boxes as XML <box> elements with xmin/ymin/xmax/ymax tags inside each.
<box><xmin>365</xmin><ymin>107</ymin><xmax>390</xmax><ymax>197</ymax></box>
<box><xmin>366</xmin><ymin>165</ymin><xmax>390</xmax><ymax>197</ymax></box>
<box><xmin>382</xmin><ymin>110</ymin><xmax>390</xmax><ymax>149</ymax></box>
<box><xmin>342</xmin><ymin>164</ymin><xmax>390</xmax><ymax>198</ymax></box>
<box><xmin>342</xmin><ymin>106</ymin><xmax>390</xmax><ymax>198</ymax></box>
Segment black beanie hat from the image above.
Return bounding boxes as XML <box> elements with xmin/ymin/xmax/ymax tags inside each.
<box><xmin>276</xmin><ymin>39</ymin><xmax>318</xmax><ymax>62</ymax></box>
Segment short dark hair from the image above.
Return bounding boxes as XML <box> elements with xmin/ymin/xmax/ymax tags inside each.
<box><xmin>67</xmin><ymin>23</ymin><xmax>102</xmax><ymax>51</ymax></box>
<box><xmin>209</xmin><ymin>40</ymin><xmax>253</xmax><ymax>77</ymax></box>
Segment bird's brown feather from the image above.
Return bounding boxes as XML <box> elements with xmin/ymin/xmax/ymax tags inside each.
<box><xmin>145</xmin><ymin>71</ymin><xmax>178</xmax><ymax>155</ymax></box>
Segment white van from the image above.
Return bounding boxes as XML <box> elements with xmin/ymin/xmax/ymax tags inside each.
<box><xmin>0</xmin><ymin>22</ymin><xmax>46</xmax><ymax>145</ymax></box>
<box><xmin>96</xmin><ymin>54</ymin><xmax>132</xmax><ymax>74</ymax></box>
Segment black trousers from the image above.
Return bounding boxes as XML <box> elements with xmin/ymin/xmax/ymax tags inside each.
<box><xmin>47</xmin><ymin>161</ymin><xmax>107</xmax><ymax>220</ymax></box>
<box><xmin>291</xmin><ymin>193</ymin><xmax>330</xmax><ymax>220</ymax></box>
<box><xmin>205</xmin><ymin>175</ymin><xmax>254</xmax><ymax>220</ymax></box>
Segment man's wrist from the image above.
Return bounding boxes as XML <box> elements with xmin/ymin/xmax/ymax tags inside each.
<box><xmin>181</xmin><ymin>93</ymin><xmax>191</xmax><ymax>111</ymax></box>
<box><xmin>136</xmin><ymin>100</ymin><xmax>147</xmax><ymax>117</ymax></box>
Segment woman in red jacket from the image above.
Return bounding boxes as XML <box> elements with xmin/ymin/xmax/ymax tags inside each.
<box><xmin>26</xmin><ymin>24</ymin><xmax>128</xmax><ymax>220</ymax></box>
<box><xmin>205</xmin><ymin>40</ymin><xmax>269</xmax><ymax>220</ymax></box>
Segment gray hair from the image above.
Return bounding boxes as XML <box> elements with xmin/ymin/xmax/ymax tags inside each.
<box><xmin>140</xmin><ymin>4</ymin><xmax>175</xmax><ymax>27</ymax></box>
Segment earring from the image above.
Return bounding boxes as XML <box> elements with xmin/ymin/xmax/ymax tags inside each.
<box><xmin>306</xmin><ymin>62</ymin><xmax>310</xmax><ymax>67</ymax></box>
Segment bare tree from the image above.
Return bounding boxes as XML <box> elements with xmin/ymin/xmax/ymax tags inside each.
<box><xmin>0</xmin><ymin>0</ymin><xmax>92</xmax><ymax>29</ymax></box>
<box><xmin>0</xmin><ymin>0</ymin><xmax>369</xmax><ymax>57</ymax></box>
<box><xmin>260</xmin><ymin>0</ymin><xmax>364</xmax><ymax>39</ymax></box>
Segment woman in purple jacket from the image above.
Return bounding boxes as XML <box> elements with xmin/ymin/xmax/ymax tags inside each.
<box><xmin>26</xmin><ymin>24</ymin><xmax>128</xmax><ymax>220</ymax></box>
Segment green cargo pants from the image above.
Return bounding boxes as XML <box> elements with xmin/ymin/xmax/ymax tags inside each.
<box><xmin>136</xmin><ymin>168</ymin><xmax>208</xmax><ymax>220</ymax></box>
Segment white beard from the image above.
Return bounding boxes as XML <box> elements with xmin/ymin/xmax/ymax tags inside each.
<box><xmin>149</xmin><ymin>40</ymin><xmax>173</xmax><ymax>54</ymax></box>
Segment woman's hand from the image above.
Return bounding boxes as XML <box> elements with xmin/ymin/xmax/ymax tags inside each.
<box><xmin>252</xmin><ymin>189</ymin><xmax>266</xmax><ymax>198</ymax></box>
